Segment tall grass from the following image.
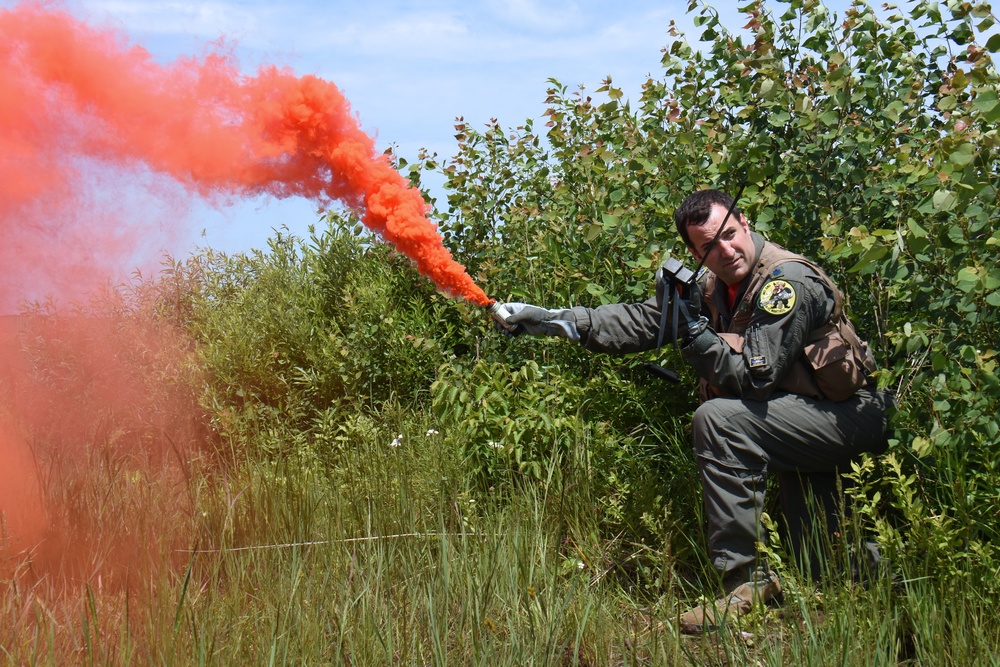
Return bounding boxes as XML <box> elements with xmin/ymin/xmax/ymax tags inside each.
<box><xmin>4</xmin><ymin>225</ymin><xmax>1000</xmax><ymax>664</ymax></box>
<box><xmin>6</xmin><ymin>402</ymin><xmax>1000</xmax><ymax>665</ymax></box>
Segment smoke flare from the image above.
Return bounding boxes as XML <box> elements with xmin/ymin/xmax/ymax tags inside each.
<box><xmin>0</xmin><ymin>0</ymin><xmax>490</xmax><ymax>308</ymax></box>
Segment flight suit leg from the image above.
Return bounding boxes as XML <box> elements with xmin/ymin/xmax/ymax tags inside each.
<box><xmin>691</xmin><ymin>399</ymin><xmax>769</xmax><ymax>576</ymax></box>
<box><xmin>691</xmin><ymin>389</ymin><xmax>891</xmax><ymax>579</ymax></box>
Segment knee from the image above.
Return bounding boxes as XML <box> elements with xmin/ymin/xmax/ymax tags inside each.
<box><xmin>691</xmin><ymin>399</ymin><xmax>767</xmax><ymax>471</ymax></box>
<box><xmin>691</xmin><ymin>400</ymin><xmax>730</xmax><ymax>457</ymax></box>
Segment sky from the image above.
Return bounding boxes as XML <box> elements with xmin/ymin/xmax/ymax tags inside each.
<box><xmin>29</xmin><ymin>0</ymin><xmax>731</xmax><ymax>257</ymax></box>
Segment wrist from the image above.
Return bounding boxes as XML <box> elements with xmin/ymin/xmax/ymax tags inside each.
<box><xmin>681</xmin><ymin>317</ymin><xmax>714</xmax><ymax>352</ymax></box>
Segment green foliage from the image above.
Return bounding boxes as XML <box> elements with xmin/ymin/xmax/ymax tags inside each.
<box><xmin>173</xmin><ymin>218</ymin><xmax>472</xmax><ymax>463</ymax></box>
<box><xmin>431</xmin><ymin>359</ymin><xmax>587</xmax><ymax>483</ymax></box>
<box><xmin>427</xmin><ymin>353</ymin><xmax>703</xmax><ymax>574</ymax></box>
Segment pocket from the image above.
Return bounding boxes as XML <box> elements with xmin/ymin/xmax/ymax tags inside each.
<box><xmin>803</xmin><ymin>330</ymin><xmax>864</xmax><ymax>402</ymax></box>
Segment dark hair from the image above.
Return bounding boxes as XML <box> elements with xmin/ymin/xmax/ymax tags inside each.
<box><xmin>673</xmin><ymin>189</ymin><xmax>742</xmax><ymax>248</ymax></box>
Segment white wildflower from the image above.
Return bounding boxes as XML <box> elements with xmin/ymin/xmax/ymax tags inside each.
<box><xmin>390</xmin><ymin>434</ymin><xmax>403</xmax><ymax>448</ymax></box>
<box><xmin>426</xmin><ymin>429</ymin><xmax>439</xmax><ymax>436</ymax></box>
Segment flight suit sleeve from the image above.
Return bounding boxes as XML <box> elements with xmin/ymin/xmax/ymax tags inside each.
<box><xmin>566</xmin><ymin>296</ymin><xmax>664</xmax><ymax>354</ymax></box>
<box><xmin>563</xmin><ymin>263</ymin><xmax>705</xmax><ymax>354</ymax></box>
<box><xmin>680</xmin><ymin>263</ymin><xmax>836</xmax><ymax>400</ymax></box>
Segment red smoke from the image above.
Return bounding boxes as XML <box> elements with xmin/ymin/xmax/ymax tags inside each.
<box><xmin>0</xmin><ymin>0</ymin><xmax>492</xmax><ymax>595</ymax></box>
<box><xmin>0</xmin><ymin>0</ymin><xmax>490</xmax><ymax>308</ymax></box>
<box><xmin>0</xmin><ymin>303</ymin><xmax>203</xmax><ymax>588</ymax></box>
<box><xmin>0</xmin><ymin>419</ymin><xmax>47</xmax><ymax>566</ymax></box>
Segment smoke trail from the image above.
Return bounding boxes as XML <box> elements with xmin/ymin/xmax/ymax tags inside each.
<box><xmin>0</xmin><ymin>1</ymin><xmax>494</xmax><ymax>589</ymax></box>
<box><xmin>0</xmin><ymin>0</ymin><xmax>490</xmax><ymax>308</ymax></box>
<box><xmin>0</xmin><ymin>419</ymin><xmax>47</xmax><ymax>569</ymax></box>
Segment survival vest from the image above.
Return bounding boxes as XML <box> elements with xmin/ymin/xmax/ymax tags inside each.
<box><xmin>701</xmin><ymin>241</ymin><xmax>877</xmax><ymax>402</ymax></box>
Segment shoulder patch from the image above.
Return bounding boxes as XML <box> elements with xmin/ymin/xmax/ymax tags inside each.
<box><xmin>758</xmin><ymin>279</ymin><xmax>796</xmax><ymax>315</ymax></box>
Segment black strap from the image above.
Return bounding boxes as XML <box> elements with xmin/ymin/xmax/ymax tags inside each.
<box><xmin>655</xmin><ymin>282</ymin><xmax>680</xmax><ymax>351</ymax></box>
<box><xmin>646</xmin><ymin>283</ymin><xmax>683</xmax><ymax>384</ymax></box>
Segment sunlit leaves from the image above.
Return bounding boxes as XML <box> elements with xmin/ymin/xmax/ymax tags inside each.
<box><xmin>973</xmin><ymin>87</ymin><xmax>1000</xmax><ymax>120</ymax></box>
<box><xmin>933</xmin><ymin>188</ymin><xmax>959</xmax><ymax>211</ymax></box>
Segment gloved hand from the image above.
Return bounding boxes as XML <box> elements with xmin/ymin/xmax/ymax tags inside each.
<box><xmin>678</xmin><ymin>280</ymin><xmax>708</xmax><ymax>340</ymax></box>
<box><xmin>656</xmin><ymin>267</ymin><xmax>707</xmax><ymax>343</ymax></box>
<box><xmin>678</xmin><ymin>278</ymin><xmax>702</xmax><ymax>318</ymax></box>
<box><xmin>502</xmin><ymin>303</ymin><xmax>580</xmax><ymax>341</ymax></box>
<box><xmin>678</xmin><ymin>283</ymin><xmax>708</xmax><ymax>343</ymax></box>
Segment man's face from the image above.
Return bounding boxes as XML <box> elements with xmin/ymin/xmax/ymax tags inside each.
<box><xmin>685</xmin><ymin>204</ymin><xmax>756</xmax><ymax>285</ymax></box>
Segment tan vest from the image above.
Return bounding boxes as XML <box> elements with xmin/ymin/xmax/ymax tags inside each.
<box><xmin>701</xmin><ymin>242</ymin><xmax>876</xmax><ymax>401</ymax></box>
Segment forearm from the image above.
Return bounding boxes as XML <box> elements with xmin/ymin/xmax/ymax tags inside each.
<box><xmin>570</xmin><ymin>298</ymin><xmax>663</xmax><ymax>354</ymax></box>
<box><xmin>682</xmin><ymin>328</ymin><xmax>751</xmax><ymax>397</ymax></box>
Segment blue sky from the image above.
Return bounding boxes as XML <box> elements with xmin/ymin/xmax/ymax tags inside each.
<box><xmin>37</xmin><ymin>0</ymin><xmax>741</xmax><ymax>258</ymax></box>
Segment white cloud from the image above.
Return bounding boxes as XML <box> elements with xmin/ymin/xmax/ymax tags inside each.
<box><xmin>67</xmin><ymin>1</ymin><xmax>679</xmax><ymax>76</ymax></box>
<box><xmin>300</xmin><ymin>12</ymin><xmax>472</xmax><ymax>58</ymax></box>
<box><xmin>485</xmin><ymin>0</ymin><xmax>585</xmax><ymax>34</ymax></box>
<box><xmin>79</xmin><ymin>0</ymin><xmax>264</xmax><ymax>38</ymax></box>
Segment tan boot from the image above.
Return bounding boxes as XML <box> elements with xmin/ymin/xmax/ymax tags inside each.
<box><xmin>679</xmin><ymin>570</ymin><xmax>781</xmax><ymax>634</ymax></box>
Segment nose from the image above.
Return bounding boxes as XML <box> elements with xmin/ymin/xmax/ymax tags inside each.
<box><xmin>715</xmin><ymin>239</ymin><xmax>736</xmax><ymax>259</ymax></box>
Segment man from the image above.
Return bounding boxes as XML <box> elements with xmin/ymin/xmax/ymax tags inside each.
<box><xmin>500</xmin><ymin>189</ymin><xmax>893</xmax><ymax>633</ymax></box>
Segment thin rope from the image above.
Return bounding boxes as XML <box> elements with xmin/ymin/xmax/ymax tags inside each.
<box><xmin>175</xmin><ymin>532</ymin><xmax>471</xmax><ymax>554</ymax></box>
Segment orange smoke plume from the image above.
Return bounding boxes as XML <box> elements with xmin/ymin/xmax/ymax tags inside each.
<box><xmin>0</xmin><ymin>1</ymin><xmax>490</xmax><ymax>308</ymax></box>
<box><xmin>0</xmin><ymin>1</ymin><xmax>493</xmax><ymax>590</ymax></box>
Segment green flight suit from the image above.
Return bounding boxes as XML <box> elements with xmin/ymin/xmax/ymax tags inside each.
<box><xmin>567</xmin><ymin>232</ymin><xmax>893</xmax><ymax>578</ymax></box>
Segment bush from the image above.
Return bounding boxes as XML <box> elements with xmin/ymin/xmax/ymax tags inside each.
<box><xmin>176</xmin><ymin>218</ymin><xmax>472</xmax><ymax>463</ymax></box>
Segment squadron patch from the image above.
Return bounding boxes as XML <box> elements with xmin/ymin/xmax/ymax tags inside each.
<box><xmin>758</xmin><ymin>279</ymin><xmax>796</xmax><ymax>315</ymax></box>
<box><xmin>749</xmin><ymin>355</ymin><xmax>768</xmax><ymax>368</ymax></box>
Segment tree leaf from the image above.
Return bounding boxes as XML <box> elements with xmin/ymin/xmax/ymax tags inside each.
<box><xmin>949</xmin><ymin>143</ymin><xmax>975</xmax><ymax>167</ymax></box>
<box><xmin>956</xmin><ymin>266</ymin><xmax>981</xmax><ymax>292</ymax></box>
<box><xmin>974</xmin><ymin>88</ymin><xmax>1000</xmax><ymax>121</ymax></box>
<box><xmin>820</xmin><ymin>109</ymin><xmax>840</xmax><ymax>126</ymax></box>
<box><xmin>848</xmin><ymin>244</ymin><xmax>888</xmax><ymax>273</ymax></box>
<box><xmin>933</xmin><ymin>189</ymin><xmax>958</xmax><ymax>211</ymax></box>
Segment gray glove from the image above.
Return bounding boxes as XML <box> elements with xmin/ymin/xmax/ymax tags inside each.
<box><xmin>503</xmin><ymin>303</ymin><xmax>580</xmax><ymax>341</ymax></box>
